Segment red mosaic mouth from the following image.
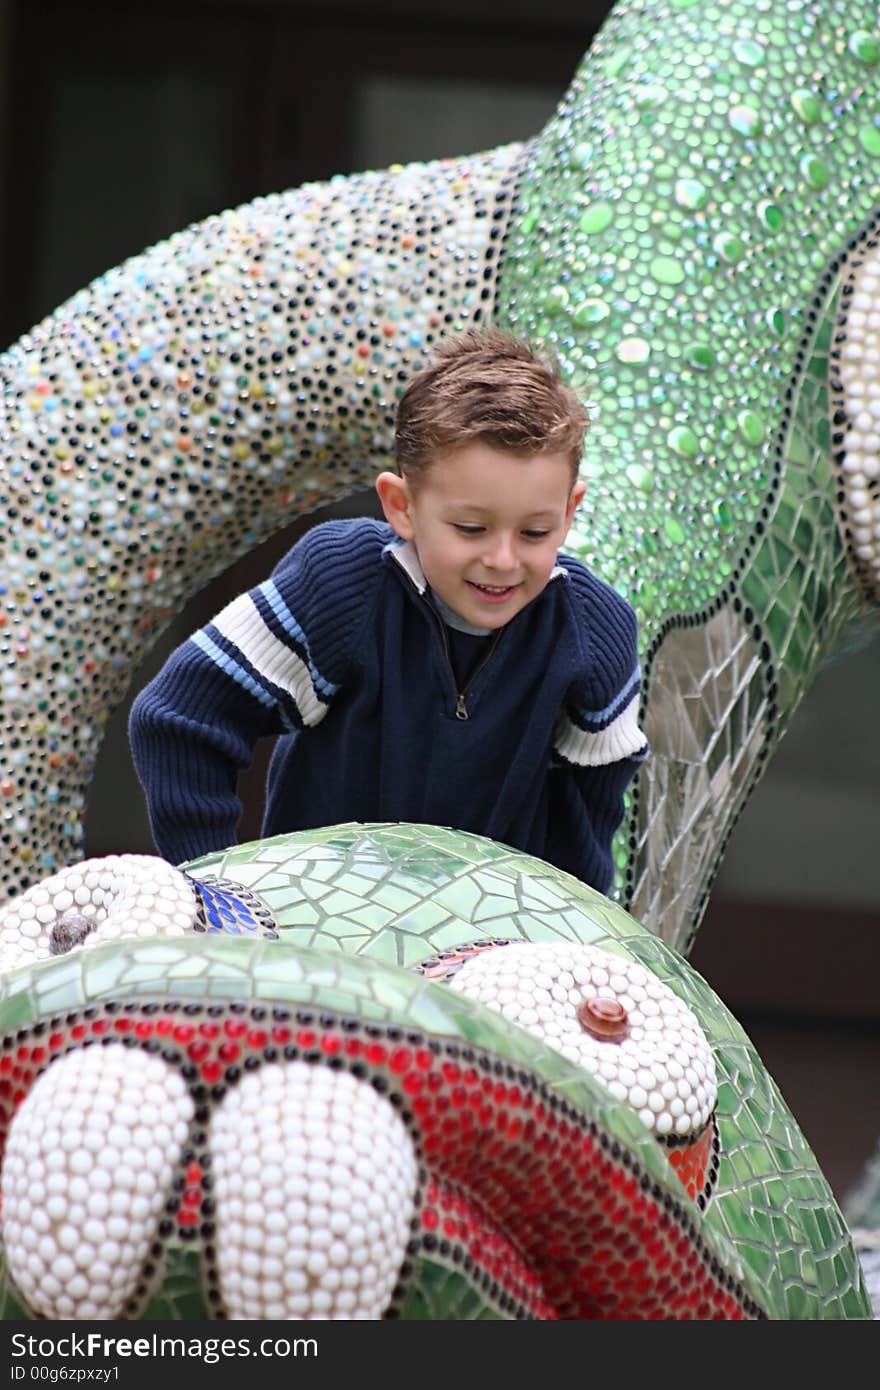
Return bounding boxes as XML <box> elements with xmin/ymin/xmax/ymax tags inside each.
<box><xmin>0</xmin><ymin>998</ymin><xmax>760</xmax><ymax>1320</ymax></box>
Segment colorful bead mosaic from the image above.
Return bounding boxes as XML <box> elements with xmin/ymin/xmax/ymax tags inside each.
<box><xmin>0</xmin><ymin>823</ymin><xmax>868</xmax><ymax>1318</ymax></box>
<box><xmin>1</xmin><ymin>0</ymin><xmax>879</xmax><ymax>1321</ymax></box>
<box><xmin>189</xmin><ymin>876</ymin><xmax>279</xmax><ymax>940</ymax></box>
<box><xmin>498</xmin><ymin>0</ymin><xmax>880</xmax><ymax>945</ymax></box>
<box><xmin>180</xmin><ymin>823</ymin><xmax>870</xmax><ymax>1319</ymax></box>
<box><xmin>0</xmin><ymin>147</ymin><xmax>516</xmax><ymax>903</ymax></box>
<box><xmin>0</xmin><ymin>934</ymin><xmax>770</xmax><ymax>1319</ymax></box>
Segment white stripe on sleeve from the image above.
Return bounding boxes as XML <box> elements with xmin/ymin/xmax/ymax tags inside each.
<box><xmin>553</xmin><ymin>690</ymin><xmax>647</xmax><ymax>766</ymax></box>
<box><xmin>211</xmin><ymin>594</ymin><xmax>331</xmax><ymax>727</ymax></box>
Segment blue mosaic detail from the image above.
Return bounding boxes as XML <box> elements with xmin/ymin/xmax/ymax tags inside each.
<box><xmin>186</xmin><ymin>876</ymin><xmax>279</xmax><ymax>940</ymax></box>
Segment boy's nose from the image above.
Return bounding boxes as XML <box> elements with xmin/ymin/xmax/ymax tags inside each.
<box><xmin>484</xmin><ymin>533</ymin><xmax>518</xmax><ymax>571</ymax></box>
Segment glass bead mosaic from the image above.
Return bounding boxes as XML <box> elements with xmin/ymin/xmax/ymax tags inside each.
<box><xmin>1</xmin><ymin>0</ymin><xmax>879</xmax><ymax>1319</ymax></box>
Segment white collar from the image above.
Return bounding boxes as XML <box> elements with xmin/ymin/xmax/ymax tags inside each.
<box><xmin>385</xmin><ymin>538</ymin><xmax>427</xmax><ymax>593</ymax></box>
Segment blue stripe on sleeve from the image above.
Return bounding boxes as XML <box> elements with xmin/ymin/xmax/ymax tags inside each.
<box><xmin>257</xmin><ymin>580</ymin><xmax>339</xmax><ymax>698</ymax></box>
<box><xmin>191</xmin><ymin>631</ymin><xmax>275</xmax><ymax>707</ymax></box>
<box><xmin>572</xmin><ymin>665</ymin><xmax>642</xmax><ymax>730</ymax></box>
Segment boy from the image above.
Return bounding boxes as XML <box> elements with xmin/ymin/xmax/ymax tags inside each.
<box><xmin>129</xmin><ymin>329</ymin><xmax>648</xmax><ymax>893</ymax></box>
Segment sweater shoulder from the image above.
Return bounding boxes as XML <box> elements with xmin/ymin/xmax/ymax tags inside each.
<box><xmin>266</xmin><ymin>517</ymin><xmax>394</xmax><ymax>676</ymax></box>
<box><xmin>271</xmin><ymin>516</ymin><xmax>395</xmax><ymax>581</ymax></box>
<box><xmin>556</xmin><ymin>553</ymin><xmax>637</xmax><ymax>626</ymax></box>
<box><xmin>554</xmin><ymin>553</ymin><xmax>640</xmax><ymax>694</ymax></box>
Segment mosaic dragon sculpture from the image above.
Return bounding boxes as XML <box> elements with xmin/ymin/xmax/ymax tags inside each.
<box><xmin>0</xmin><ymin>0</ymin><xmax>878</xmax><ymax>1319</ymax></box>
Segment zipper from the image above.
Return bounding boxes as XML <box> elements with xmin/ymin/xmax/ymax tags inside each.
<box><xmin>454</xmin><ymin>628</ymin><xmax>504</xmax><ymax>718</ymax></box>
<box><xmin>427</xmin><ymin>599</ymin><xmax>504</xmax><ymax>720</ymax></box>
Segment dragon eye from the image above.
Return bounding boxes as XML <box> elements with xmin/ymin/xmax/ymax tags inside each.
<box><xmin>0</xmin><ymin>856</ymin><xmax>200</xmax><ymax>974</ymax></box>
<box><xmin>48</xmin><ymin>910</ymin><xmax>96</xmax><ymax>956</ymax></box>
<box><xmin>436</xmin><ymin>939</ymin><xmax>720</xmax><ymax>1207</ymax></box>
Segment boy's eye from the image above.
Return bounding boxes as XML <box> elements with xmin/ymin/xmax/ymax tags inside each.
<box><xmin>522</xmin><ymin>529</ymin><xmax>550</xmax><ymax>540</ymax></box>
<box><xmin>452</xmin><ymin>524</ymin><xmax>485</xmax><ymax>535</ymax></box>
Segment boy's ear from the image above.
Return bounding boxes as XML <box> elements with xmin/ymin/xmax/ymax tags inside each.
<box><xmin>376</xmin><ymin>471</ymin><xmax>416</xmax><ymax>539</ymax></box>
<box><xmin>565</xmin><ymin>479</ymin><xmax>587</xmax><ymax>527</ymax></box>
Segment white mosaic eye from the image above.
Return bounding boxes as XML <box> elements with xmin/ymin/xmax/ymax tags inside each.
<box><xmin>210</xmin><ymin>1062</ymin><xmax>419</xmax><ymax>1319</ymax></box>
<box><xmin>2</xmin><ymin>1046</ymin><xmax>194</xmax><ymax>1319</ymax></box>
<box><xmin>446</xmin><ymin>941</ymin><xmax>717</xmax><ymax>1139</ymax></box>
<box><xmin>838</xmin><ymin>242</ymin><xmax>880</xmax><ymax>595</ymax></box>
<box><xmin>0</xmin><ymin>855</ymin><xmax>199</xmax><ymax>973</ymax></box>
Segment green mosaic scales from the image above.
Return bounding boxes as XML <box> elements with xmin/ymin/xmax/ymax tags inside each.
<box><xmin>0</xmin><ymin>0</ymin><xmax>878</xmax><ymax>1319</ymax></box>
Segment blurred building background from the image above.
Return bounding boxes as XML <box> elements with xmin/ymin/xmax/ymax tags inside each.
<box><xmin>1</xmin><ymin>0</ymin><xmax>877</xmax><ymax>1206</ymax></box>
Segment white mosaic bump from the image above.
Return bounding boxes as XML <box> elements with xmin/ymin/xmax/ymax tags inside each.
<box><xmin>838</xmin><ymin>241</ymin><xmax>880</xmax><ymax>594</ymax></box>
<box><xmin>448</xmin><ymin>941</ymin><xmax>717</xmax><ymax>1138</ymax></box>
<box><xmin>210</xmin><ymin>1062</ymin><xmax>418</xmax><ymax>1319</ymax></box>
<box><xmin>1</xmin><ymin>1045</ymin><xmax>194</xmax><ymax>1319</ymax></box>
<box><xmin>0</xmin><ymin>854</ymin><xmax>199</xmax><ymax>974</ymax></box>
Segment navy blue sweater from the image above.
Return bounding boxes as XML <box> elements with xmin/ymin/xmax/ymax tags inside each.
<box><xmin>129</xmin><ymin>518</ymin><xmax>648</xmax><ymax>892</ymax></box>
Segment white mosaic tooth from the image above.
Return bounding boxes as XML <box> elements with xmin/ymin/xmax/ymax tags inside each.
<box><xmin>210</xmin><ymin>1062</ymin><xmax>418</xmax><ymax>1319</ymax></box>
<box><xmin>839</xmin><ymin>241</ymin><xmax>880</xmax><ymax>592</ymax></box>
<box><xmin>2</xmin><ymin>1046</ymin><xmax>193</xmax><ymax>1319</ymax></box>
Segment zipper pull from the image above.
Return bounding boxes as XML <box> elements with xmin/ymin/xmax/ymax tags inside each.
<box><xmin>455</xmin><ymin>693</ymin><xmax>469</xmax><ymax>720</ymax></box>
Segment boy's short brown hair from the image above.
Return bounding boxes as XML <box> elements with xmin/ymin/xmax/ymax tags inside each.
<box><xmin>394</xmin><ymin>328</ymin><xmax>588</xmax><ymax>487</ymax></box>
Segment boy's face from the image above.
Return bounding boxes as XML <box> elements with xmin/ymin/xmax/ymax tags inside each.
<box><xmin>376</xmin><ymin>443</ymin><xmax>585</xmax><ymax>629</ymax></box>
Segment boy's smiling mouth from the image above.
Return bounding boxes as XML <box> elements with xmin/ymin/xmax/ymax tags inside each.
<box><xmin>467</xmin><ymin>580</ymin><xmax>519</xmax><ymax>600</ymax></box>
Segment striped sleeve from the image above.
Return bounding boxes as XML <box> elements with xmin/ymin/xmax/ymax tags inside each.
<box><xmin>128</xmin><ymin>518</ymin><xmax>389</xmax><ymax>864</ymax></box>
<box><xmin>189</xmin><ymin>517</ymin><xmax>385</xmax><ymax>732</ymax></box>
<box><xmin>552</xmin><ymin>563</ymin><xmax>649</xmax><ymax>768</ymax></box>
<box><xmin>194</xmin><ymin>577</ymin><xmax>339</xmax><ymax>732</ymax></box>
<box><xmin>553</xmin><ymin>662</ymin><xmax>648</xmax><ymax>766</ymax></box>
